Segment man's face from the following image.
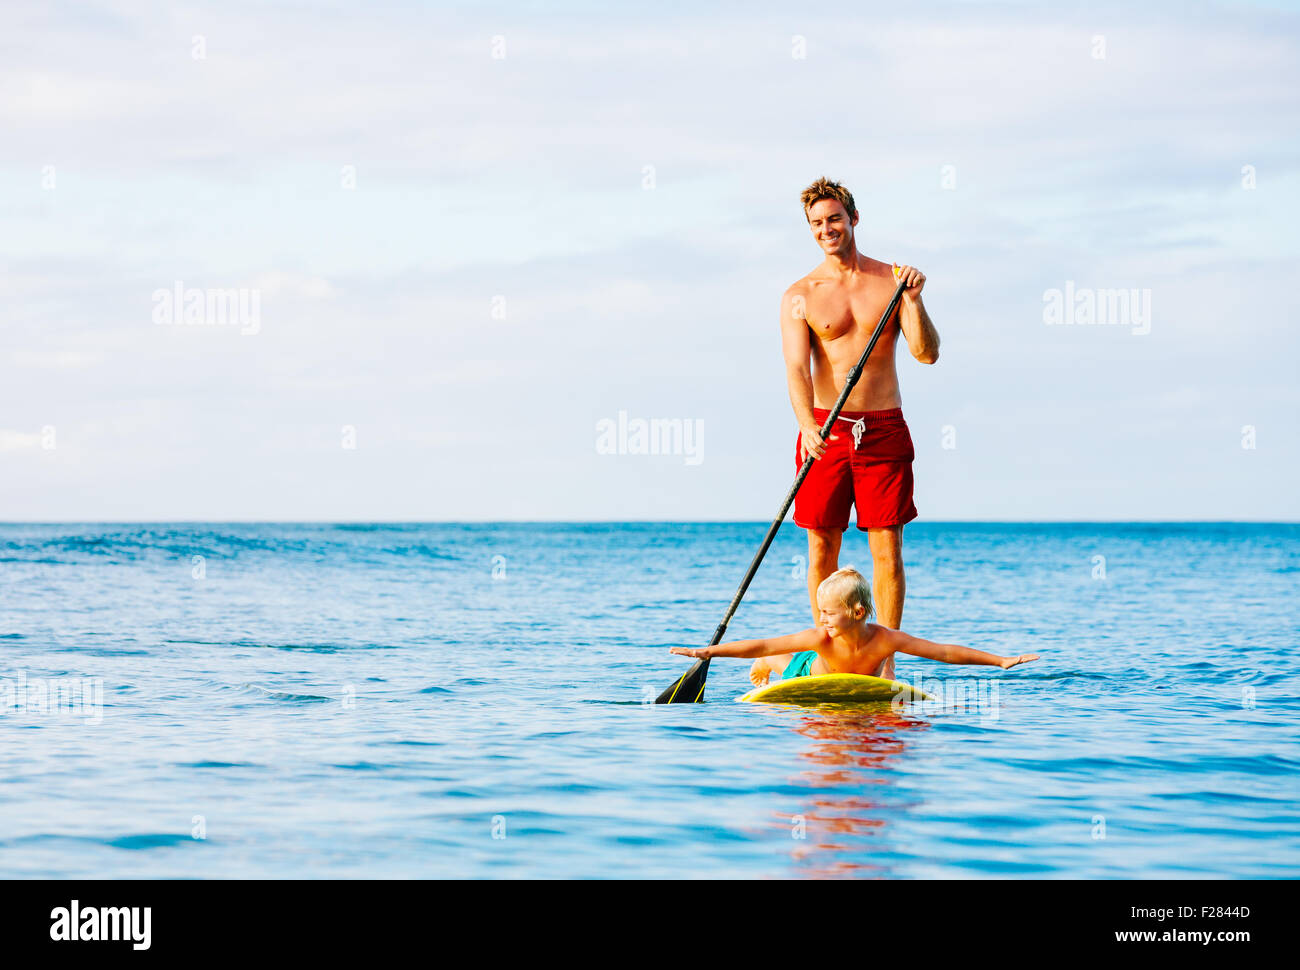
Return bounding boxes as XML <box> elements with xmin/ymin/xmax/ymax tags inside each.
<box><xmin>806</xmin><ymin>198</ymin><xmax>857</xmax><ymax>255</ymax></box>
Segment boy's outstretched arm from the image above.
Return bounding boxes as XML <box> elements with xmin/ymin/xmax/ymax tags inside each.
<box><xmin>670</xmin><ymin>627</ymin><xmax>825</xmax><ymax>661</ymax></box>
<box><xmin>892</xmin><ymin>631</ymin><xmax>1039</xmax><ymax>670</ymax></box>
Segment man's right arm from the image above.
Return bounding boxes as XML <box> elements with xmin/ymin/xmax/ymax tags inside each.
<box><xmin>780</xmin><ymin>286</ymin><xmax>831</xmax><ymax>461</ymax></box>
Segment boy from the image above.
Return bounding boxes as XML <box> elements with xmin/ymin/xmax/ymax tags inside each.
<box><xmin>670</xmin><ymin>567</ymin><xmax>1038</xmax><ymax>686</ymax></box>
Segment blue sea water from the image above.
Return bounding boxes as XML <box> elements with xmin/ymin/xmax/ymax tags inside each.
<box><xmin>1</xmin><ymin>522</ymin><xmax>1297</xmax><ymax>879</ymax></box>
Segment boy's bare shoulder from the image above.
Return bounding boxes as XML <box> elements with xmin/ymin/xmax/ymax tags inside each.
<box><xmin>806</xmin><ymin>626</ymin><xmax>833</xmax><ymax>648</ymax></box>
<box><xmin>864</xmin><ymin>623</ymin><xmax>902</xmax><ymax>649</ymax></box>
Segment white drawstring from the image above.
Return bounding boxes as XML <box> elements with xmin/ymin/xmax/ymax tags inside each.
<box><xmin>837</xmin><ymin>415</ymin><xmax>866</xmax><ymax>448</ymax></box>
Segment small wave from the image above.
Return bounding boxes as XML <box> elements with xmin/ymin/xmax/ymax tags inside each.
<box><xmin>1020</xmin><ymin>669</ymin><xmax>1119</xmax><ymax>681</ymax></box>
<box><xmin>107</xmin><ymin>832</ymin><xmax>196</xmax><ymax>850</ymax></box>
<box><xmin>382</xmin><ymin>544</ymin><xmax>460</xmax><ymax>561</ymax></box>
<box><xmin>253</xmin><ymin>642</ymin><xmax>352</xmax><ymax>653</ymax></box>
<box><xmin>240</xmin><ymin>684</ymin><xmax>336</xmax><ymax>703</ymax></box>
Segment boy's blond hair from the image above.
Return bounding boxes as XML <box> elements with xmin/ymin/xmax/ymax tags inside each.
<box><xmin>816</xmin><ymin>567</ymin><xmax>874</xmax><ymax>618</ymax></box>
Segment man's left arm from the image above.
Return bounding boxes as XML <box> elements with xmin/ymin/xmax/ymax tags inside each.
<box><xmin>894</xmin><ymin>264</ymin><xmax>940</xmax><ymax>364</ymax></box>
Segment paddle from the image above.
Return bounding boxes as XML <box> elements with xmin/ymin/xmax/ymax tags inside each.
<box><xmin>655</xmin><ymin>275</ymin><xmax>909</xmax><ymax>703</ymax></box>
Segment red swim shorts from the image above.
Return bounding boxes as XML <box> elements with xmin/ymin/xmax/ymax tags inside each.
<box><xmin>793</xmin><ymin>407</ymin><xmax>918</xmax><ymax>532</ymax></box>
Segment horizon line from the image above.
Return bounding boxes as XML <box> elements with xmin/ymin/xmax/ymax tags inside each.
<box><xmin>1</xmin><ymin>519</ymin><xmax>1296</xmax><ymax>526</ymax></box>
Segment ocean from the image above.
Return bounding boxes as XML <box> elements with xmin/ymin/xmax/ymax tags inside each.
<box><xmin>1</xmin><ymin>521</ymin><xmax>1297</xmax><ymax>878</ymax></box>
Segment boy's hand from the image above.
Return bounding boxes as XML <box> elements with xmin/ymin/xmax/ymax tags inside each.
<box><xmin>749</xmin><ymin>659</ymin><xmax>771</xmax><ymax>687</ymax></box>
<box><xmin>999</xmin><ymin>653</ymin><xmax>1039</xmax><ymax>670</ymax></box>
<box><xmin>670</xmin><ymin>646</ymin><xmax>711</xmax><ymax>660</ymax></box>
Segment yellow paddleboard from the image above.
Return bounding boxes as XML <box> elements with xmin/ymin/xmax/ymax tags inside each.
<box><xmin>738</xmin><ymin>673</ymin><xmax>933</xmax><ymax>707</ymax></box>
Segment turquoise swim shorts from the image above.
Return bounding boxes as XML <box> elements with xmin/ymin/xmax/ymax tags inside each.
<box><xmin>782</xmin><ymin>651</ymin><xmax>818</xmax><ymax>679</ymax></box>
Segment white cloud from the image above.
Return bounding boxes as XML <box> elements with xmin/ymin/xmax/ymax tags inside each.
<box><xmin>0</xmin><ymin>430</ymin><xmax>42</xmax><ymax>452</ymax></box>
<box><xmin>0</xmin><ymin>0</ymin><xmax>1296</xmax><ymax>519</ymax></box>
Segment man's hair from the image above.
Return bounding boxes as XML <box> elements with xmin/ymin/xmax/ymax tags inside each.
<box><xmin>801</xmin><ymin>177</ymin><xmax>857</xmax><ymax>222</ymax></box>
<box><xmin>817</xmin><ymin>567</ymin><xmax>874</xmax><ymax>618</ymax></box>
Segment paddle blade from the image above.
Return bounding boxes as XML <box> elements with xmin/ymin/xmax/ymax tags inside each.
<box><xmin>655</xmin><ymin>657</ymin><xmax>710</xmax><ymax>704</ymax></box>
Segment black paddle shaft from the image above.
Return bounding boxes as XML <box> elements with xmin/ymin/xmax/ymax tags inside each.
<box><xmin>656</xmin><ymin>277</ymin><xmax>909</xmax><ymax>703</ymax></box>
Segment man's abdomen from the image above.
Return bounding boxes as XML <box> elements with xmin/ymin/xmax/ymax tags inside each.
<box><xmin>811</xmin><ymin>329</ymin><xmax>902</xmax><ymax>411</ymax></box>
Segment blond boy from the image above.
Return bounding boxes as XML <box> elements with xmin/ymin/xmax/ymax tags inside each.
<box><xmin>670</xmin><ymin>567</ymin><xmax>1038</xmax><ymax>685</ymax></box>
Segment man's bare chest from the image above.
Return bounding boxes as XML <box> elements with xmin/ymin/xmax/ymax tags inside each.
<box><xmin>804</xmin><ymin>284</ymin><xmax>895</xmax><ymax>342</ymax></box>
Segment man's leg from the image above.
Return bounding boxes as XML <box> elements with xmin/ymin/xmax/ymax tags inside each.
<box><xmin>753</xmin><ymin>528</ymin><xmax>841</xmax><ymax>686</ymax></box>
<box><xmin>806</xmin><ymin>527</ymin><xmax>843</xmax><ymax>623</ymax></box>
<box><xmin>866</xmin><ymin>524</ymin><xmax>905</xmax><ymax>679</ymax></box>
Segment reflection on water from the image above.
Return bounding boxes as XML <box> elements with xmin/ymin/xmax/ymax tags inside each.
<box><xmin>762</xmin><ymin>707</ymin><xmax>931</xmax><ymax>877</ymax></box>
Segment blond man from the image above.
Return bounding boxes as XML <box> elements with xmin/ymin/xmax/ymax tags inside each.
<box><xmin>783</xmin><ymin>177</ymin><xmax>941</xmax><ymax>679</ymax></box>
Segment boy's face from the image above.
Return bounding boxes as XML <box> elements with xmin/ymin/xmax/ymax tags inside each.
<box><xmin>817</xmin><ymin>594</ymin><xmax>864</xmax><ymax>637</ymax></box>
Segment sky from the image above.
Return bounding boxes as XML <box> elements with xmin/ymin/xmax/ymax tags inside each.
<box><xmin>2</xmin><ymin>0</ymin><xmax>1297</xmax><ymax>521</ymax></box>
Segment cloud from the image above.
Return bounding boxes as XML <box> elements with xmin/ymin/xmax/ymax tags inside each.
<box><xmin>0</xmin><ymin>430</ymin><xmax>43</xmax><ymax>452</ymax></box>
<box><xmin>0</xmin><ymin>0</ymin><xmax>1296</xmax><ymax>518</ymax></box>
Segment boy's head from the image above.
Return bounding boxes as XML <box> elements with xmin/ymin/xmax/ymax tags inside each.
<box><xmin>815</xmin><ymin>567</ymin><xmax>874</xmax><ymax>634</ymax></box>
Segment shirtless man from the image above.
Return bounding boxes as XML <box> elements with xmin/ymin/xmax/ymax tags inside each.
<box><xmin>760</xmin><ymin>177</ymin><xmax>941</xmax><ymax>683</ymax></box>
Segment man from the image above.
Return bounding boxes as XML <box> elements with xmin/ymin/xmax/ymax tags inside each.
<box><xmin>766</xmin><ymin>177</ymin><xmax>940</xmax><ymax>682</ymax></box>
